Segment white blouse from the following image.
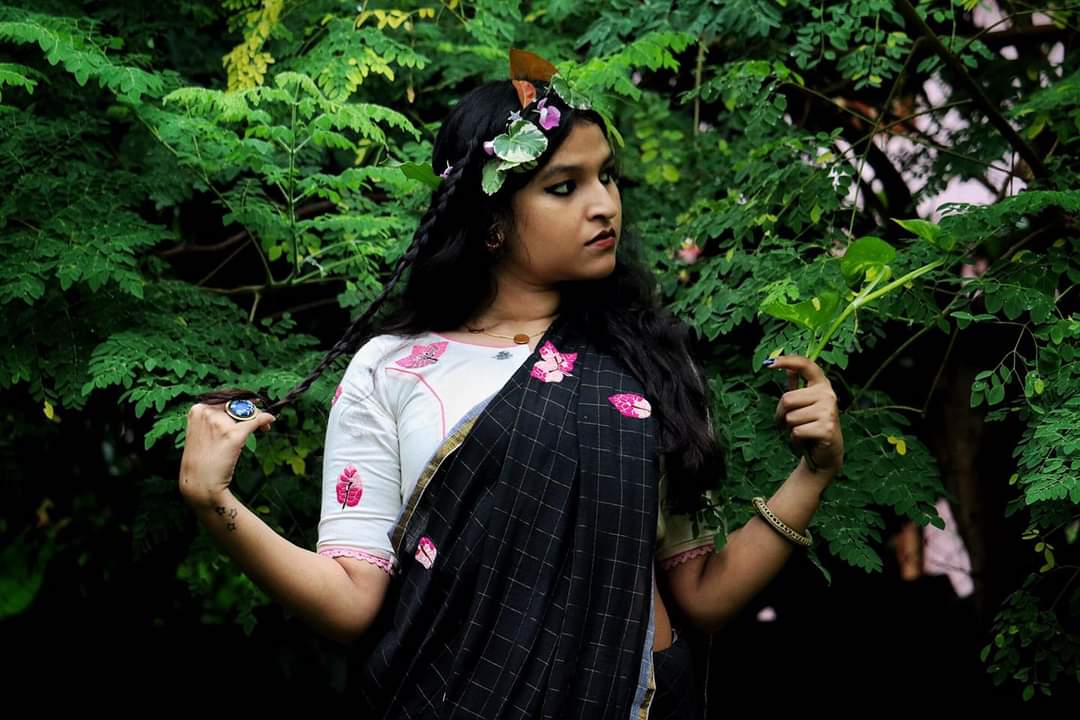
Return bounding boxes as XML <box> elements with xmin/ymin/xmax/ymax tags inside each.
<box><xmin>316</xmin><ymin>331</ymin><xmax>716</xmax><ymax>576</ymax></box>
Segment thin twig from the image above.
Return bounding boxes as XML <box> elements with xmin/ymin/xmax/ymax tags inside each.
<box><xmin>693</xmin><ymin>36</ymin><xmax>706</xmax><ymax>136</ymax></box>
<box><xmin>196</xmin><ymin>237</ymin><xmax>253</xmax><ymax>287</ymax></box>
<box><xmin>921</xmin><ymin>321</ymin><xmax>959</xmax><ymax>416</ymax></box>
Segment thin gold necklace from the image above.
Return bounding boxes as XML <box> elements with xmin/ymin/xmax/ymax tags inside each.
<box><xmin>463</xmin><ymin>314</ymin><xmax>558</xmax><ymax>345</ymax></box>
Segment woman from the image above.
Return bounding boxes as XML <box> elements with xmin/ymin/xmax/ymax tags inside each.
<box><xmin>179</xmin><ymin>49</ymin><xmax>844</xmax><ymax>719</ymax></box>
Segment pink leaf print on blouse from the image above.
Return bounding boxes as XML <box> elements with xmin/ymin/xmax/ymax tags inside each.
<box><xmin>332</xmin><ymin>384</ymin><xmax>343</xmax><ymax>406</ymax></box>
<box><xmin>416</xmin><ymin>536</ymin><xmax>437</xmax><ymax>569</ymax></box>
<box><xmin>336</xmin><ymin>464</ymin><xmax>363</xmax><ymax>508</ymax></box>
<box><xmin>530</xmin><ymin>341</ymin><xmax>577</xmax><ymax>383</ymax></box>
<box><xmin>394</xmin><ymin>341</ymin><xmax>449</xmax><ymax>369</ymax></box>
<box><xmin>609</xmin><ymin>392</ymin><xmax>652</xmax><ymax>419</ymax></box>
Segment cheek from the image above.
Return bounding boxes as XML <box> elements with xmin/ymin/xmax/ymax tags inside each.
<box><xmin>523</xmin><ymin>206</ymin><xmax>575</xmax><ymax>252</ymax></box>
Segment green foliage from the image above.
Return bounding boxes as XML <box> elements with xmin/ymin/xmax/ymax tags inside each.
<box><xmin>0</xmin><ymin>529</ymin><xmax>57</xmax><ymax>619</ymax></box>
<box><xmin>0</xmin><ymin>61</ymin><xmax>42</xmax><ymax>98</ymax></box>
<box><xmin>2</xmin><ymin>0</ymin><xmax>1077</xmax><ymax>700</ymax></box>
<box><xmin>981</xmin><ymin>574</ymin><xmax>1080</xmax><ymax>701</ymax></box>
<box><xmin>0</xmin><ymin>7</ymin><xmax>164</xmax><ymax>102</ymax></box>
<box><xmin>301</xmin><ymin>22</ymin><xmax>431</xmax><ymax>102</ymax></box>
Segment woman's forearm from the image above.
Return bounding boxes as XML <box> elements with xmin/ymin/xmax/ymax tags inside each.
<box><xmin>185</xmin><ymin>488</ymin><xmax>374</xmax><ymax>644</ymax></box>
<box><xmin>693</xmin><ymin>457</ymin><xmax>834</xmax><ymax>632</ymax></box>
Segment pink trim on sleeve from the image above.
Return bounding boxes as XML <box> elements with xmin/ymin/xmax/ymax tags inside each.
<box><xmin>659</xmin><ymin>544</ymin><xmax>714</xmax><ymax>571</ymax></box>
<box><xmin>319</xmin><ymin>547</ymin><xmax>396</xmax><ymax>576</ymax></box>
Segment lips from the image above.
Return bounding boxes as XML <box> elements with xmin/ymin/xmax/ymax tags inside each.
<box><xmin>586</xmin><ymin>229</ymin><xmax>616</xmax><ymax>245</ymax></box>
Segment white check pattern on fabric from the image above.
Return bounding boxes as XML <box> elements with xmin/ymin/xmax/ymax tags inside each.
<box><xmin>350</xmin><ymin>323</ymin><xmax>661</xmax><ymax>718</ymax></box>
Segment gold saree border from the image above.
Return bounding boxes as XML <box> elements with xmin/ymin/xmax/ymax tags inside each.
<box><xmin>639</xmin><ymin>658</ymin><xmax>656</xmax><ymax>719</ymax></box>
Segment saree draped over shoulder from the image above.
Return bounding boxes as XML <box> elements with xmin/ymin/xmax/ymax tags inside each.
<box><xmin>350</xmin><ymin>315</ymin><xmax>662</xmax><ymax>719</ymax></box>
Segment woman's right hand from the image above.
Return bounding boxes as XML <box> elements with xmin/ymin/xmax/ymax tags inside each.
<box><xmin>179</xmin><ymin>401</ymin><xmax>276</xmax><ymax>508</ymax></box>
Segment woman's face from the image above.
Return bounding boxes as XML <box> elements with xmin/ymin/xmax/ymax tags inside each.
<box><xmin>500</xmin><ymin>120</ymin><xmax>621</xmax><ymax>285</ymax></box>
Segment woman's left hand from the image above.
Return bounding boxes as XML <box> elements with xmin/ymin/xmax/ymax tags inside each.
<box><xmin>764</xmin><ymin>354</ymin><xmax>844</xmax><ymax>476</ymax></box>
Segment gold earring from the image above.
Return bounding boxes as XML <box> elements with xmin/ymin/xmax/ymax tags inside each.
<box><xmin>486</xmin><ymin>226</ymin><xmax>505</xmax><ymax>251</ymax></box>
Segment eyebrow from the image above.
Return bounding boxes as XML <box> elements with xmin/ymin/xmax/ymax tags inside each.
<box><xmin>538</xmin><ymin>151</ymin><xmax>616</xmax><ymax>183</ymax></box>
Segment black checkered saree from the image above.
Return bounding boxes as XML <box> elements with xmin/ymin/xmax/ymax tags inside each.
<box><xmin>348</xmin><ymin>313</ymin><xmax>663</xmax><ymax>718</ymax></box>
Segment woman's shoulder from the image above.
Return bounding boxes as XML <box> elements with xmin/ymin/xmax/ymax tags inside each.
<box><xmin>341</xmin><ymin>331</ymin><xmax>453</xmax><ymax>390</ymax></box>
<box><xmin>344</xmin><ymin>329</ymin><xmax>533</xmax><ymax>386</ymax></box>
<box><xmin>338</xmin><ymin>333</ymin><xmax>418</xmax><ymax>395</ymax></box>
<box><xmin>349</xmin><ymin>331</ymin><xmax>433</xmax><ymax>366</ymax></box>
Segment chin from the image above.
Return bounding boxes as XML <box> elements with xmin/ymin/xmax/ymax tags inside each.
<box><xmin>585</xmin><ymin>257</ymin><xmax>618</xmax><ymax>279</ymax></box>
<box><xmin>553</xmin><ymin>254</ymin><xmax>619</xmax><ymax>284</ymax></box>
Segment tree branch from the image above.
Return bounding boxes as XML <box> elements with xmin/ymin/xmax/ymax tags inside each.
<box><xmin>154</xmin><ymin>200</ymin><xmax>337</xmax><ymax>258</ymax></box>
<box><xmin>895</xmin><ymin>0</ymin><xmax>1049</xmax><ymax>180</ymax></box>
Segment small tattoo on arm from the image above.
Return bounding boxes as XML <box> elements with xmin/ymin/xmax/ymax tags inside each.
<box><xmin>215</xmin><ymin>505</ymin><xmax>238</xmax><ymax>531</ymax></box>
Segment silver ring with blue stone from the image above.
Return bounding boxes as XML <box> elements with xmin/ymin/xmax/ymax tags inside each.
<box><xmin>225</xmin><ymin>398</ymin><xmax>260</xmax><ymax>422</ymax></box>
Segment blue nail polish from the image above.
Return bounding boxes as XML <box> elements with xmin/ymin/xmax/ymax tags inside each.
<box><xmin>762</xmin><ymin>358</ymin><xmax>776</xmax><ymax>367</ymax></box>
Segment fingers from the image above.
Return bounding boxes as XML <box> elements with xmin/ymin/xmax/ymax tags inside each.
<box><xmin>763</xmin><ymin>357</ymin><xmax>843</xmax><ymax>474</ymax></box>
<box><xmin>786</xmin><ymin>368</ymin><xmax>798</xmax><ymax>392</ymax></box>
<box><xmin>770</xmin><ymin>363</ymin><xmax>838</xmax><ymax>431</ymax></box>
<box><xmin>775</xmin><ymin>403</ymin><xmax>832</xmax><ymax>443</ymax></box>
<box><xmin>788</xmin><ymin>418</ymin><xmax>833</xmax><ymax>440</ymax></box>
<box><xmin>764</xmin><ymin>354</ymin><xmax>828</xmax><ymax>387</ymax></box>
<box><xmin>227</xmin><ymin>408</ymin><xmax>275</xmax><ymax>439</ymax></box>
<box><xmin>775</xmin><ymin>384</ymin><xmax>836</xmax><ymax>414</ymax></box>
<box><xmin>257</xmin><ymin>411</ymin><xmax>277</xmax><ymax>433</ymax></box>
<box><xmin>188</xmin><ymin>402</ymin><xmax>276</xmax><ymax>438</ymax></box>
<box><xmin>780</xmin><ymin>405</ymin><xmax>820</xmax><ymax>426</ymax></box>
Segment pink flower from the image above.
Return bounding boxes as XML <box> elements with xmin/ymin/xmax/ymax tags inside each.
<box><xmin>336</xmin><ymin>464</ymin><xmax>363</xmax><ymax>508</ymax></box>
<box><xmin>960</xmin><ymin>257</ymin><xmax>989</xmax><ymax>279</ymax></box>
<box><xmin>960</xmin><ymin>257</ymin><xmax>989</xmax><ymax>300</ymax></box>
<box><xmin>332</xmin><ymin>384</ymin><xmax>343</xmax><ymax>406</ymax></box>
<box><xmin>483</xmin><ymin>140</ymin><xmax>496</xmax><ymax>155</ymax></box>
<box><xmin>676</xmin><ymin>238</ymin><xmax>702</xmax><ymax>265</ymax></box>
<box><xmin>536</xmin><ymin>97</ymin><xmax>561</xmax><ymax>130</ymax></box>
<box><xmin>439</xmin><ymin>161</ymin><xmax>453</xmax><ymax>178</ymax></box>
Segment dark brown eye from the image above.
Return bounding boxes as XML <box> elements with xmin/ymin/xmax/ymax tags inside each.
<box><xmin>547</xmin><ymin>168</ymin><xmax>618</xmax><ymax>197</ymax></box>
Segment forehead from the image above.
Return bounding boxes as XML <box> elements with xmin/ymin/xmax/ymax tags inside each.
<box><xmin>530</xmin><ymin>122</ymin><xmax>613</xmax><ymax>186</ymax></box>
<box><xmin>547</xmin><ymin>121</ymin><xmax>611</xmax><ymax>163</ymax></box>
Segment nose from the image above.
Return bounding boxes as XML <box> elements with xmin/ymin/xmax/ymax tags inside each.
<box><xmin>587</xmin><ymin>176</ymin><xmax>619</xmax><ymax>225</ymax></box>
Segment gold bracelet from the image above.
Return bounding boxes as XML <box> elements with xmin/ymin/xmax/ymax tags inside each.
<box><xmin>751</xmin><ymin>497</ymin><xmax>813</xmax><ymax>547</ymax></box>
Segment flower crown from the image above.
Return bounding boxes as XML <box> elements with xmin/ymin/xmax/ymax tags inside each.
<box><xmin>439</xmin><ymin>48</ymin><xmax>595</xmax><ymax>196</ymax></box>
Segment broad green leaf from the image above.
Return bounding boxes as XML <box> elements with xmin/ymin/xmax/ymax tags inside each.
<box><xmin>840</xmin><ymin>236</ymin><xmax>896</xmax><ymax>287</ymax></box>
<box><xmin>893</xmin><ymin>217</ymin><xmax>956</xmax><ymax>251</ymax></box>
<box><xmin>481</xmin><ymin>158</ymin><xmax>506</xmax><ymax>195</ymax></box>
<box><xmin>396</xmin><ymin>161</ymin><xmax>441</xmax><ymax>189</ymax></box>
<box><xmin>492</xmin><ymin>119</ymin><xmax>548</xmax><ymax>163</ymax></box>
<box><xmin>760</xmin><ymin>289</ymin><xmax>840</xmax><ymax>331</ymax></box>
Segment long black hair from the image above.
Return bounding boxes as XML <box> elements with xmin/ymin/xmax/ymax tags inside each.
<box><xmin>197</xmin><ymin>78</ymin><xmax>725</xmax><ymax>513</ymax></box>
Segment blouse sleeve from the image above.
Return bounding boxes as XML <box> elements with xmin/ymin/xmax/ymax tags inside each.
<box><xmin>316</xmin><ymin>335</ymin><xmax>403</xmax><ymax>576</ymax></box>
<box><xmin>655</xmin><ymin>468</ymin><xmax>719</xmax><ymax>571</ymax></box>
<box><xmin>656</xmin><ymin>353</ymin><xmax>719</xmax><ymax>571</ymax></box>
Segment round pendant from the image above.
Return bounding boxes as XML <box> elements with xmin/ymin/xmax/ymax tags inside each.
<box><xmin>513</xmin><ymin>333</ymin><xmax>530</xmax><ymax>344</ymax></box>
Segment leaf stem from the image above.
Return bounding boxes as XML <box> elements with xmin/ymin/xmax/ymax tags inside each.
<box><xmin>810</xmin><ymin>258</ymin><xmax>946</xmax><ymax>361</ymax></box>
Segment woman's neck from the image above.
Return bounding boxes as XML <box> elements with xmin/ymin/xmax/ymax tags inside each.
<box><xmin>465</xmin><ymin>283</ymin><xmax>561</xmax><ymax>332</ymax></box>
